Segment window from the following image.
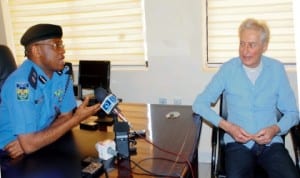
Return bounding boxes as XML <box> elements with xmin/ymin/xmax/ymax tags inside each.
<box><xmin>7</xmin><ymin>0</ymin><xmax>147</xmax><ymax>67</ymax></box>
<box><xmin>205</xmin><ymin>0</ymin><xmax>295</xmax><ymax>66</ymax></box>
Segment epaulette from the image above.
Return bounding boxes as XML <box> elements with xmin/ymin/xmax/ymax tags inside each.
<box><xmin>28</xmin><ymin>67</ymin><xmax>38</xmax><ymax>89</ymax></box>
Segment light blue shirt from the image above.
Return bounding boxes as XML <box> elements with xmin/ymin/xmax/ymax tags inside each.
<box><xmin>192</xmin><ymin>56</ymin><xmax>299</xmax><ymax>148</ymax></box>
<box><xmin>0</xmin><ymin>59</ymin><xmax>76</xmax><ymax>149</ymax></box>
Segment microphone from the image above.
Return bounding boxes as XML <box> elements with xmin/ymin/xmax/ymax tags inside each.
<box><xmin>94</xmin><ymin>87</ymin><xmax>131</xmax><ymax>158</ymax></box>
<box><xmin>94</xmin><ymin>87</ymin><xmax>129</xmax><ymax>123</ymax></box>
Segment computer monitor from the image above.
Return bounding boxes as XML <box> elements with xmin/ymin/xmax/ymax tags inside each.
<box><xmin>78</xmin><ymin>60</ymin><xmax>110</xmax><ymax>91</ymax></box>
<box><xmin>78</xmin><ymin>60</ymin><xmax>113</xmax><ymax>122</ymax></box>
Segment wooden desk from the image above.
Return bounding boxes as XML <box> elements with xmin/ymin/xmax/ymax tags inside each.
<box><xmin>1</xmin><ymin>103</ymin><xmax>202</xmax><ymax>178</ymax></box>
<box><xmin>74</xmin><ymin>103</ymin><xmax>202</xmax><ymax>178</ymax></box>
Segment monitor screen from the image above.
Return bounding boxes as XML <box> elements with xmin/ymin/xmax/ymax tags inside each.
<box><xmin>79</xmin><ymin>60</ymin><xmax>110</xmax><ymax>90</ymax></box>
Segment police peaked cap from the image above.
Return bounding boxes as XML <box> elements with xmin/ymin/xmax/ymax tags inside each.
<box><xmin>20</xmin><ymin>24</ymin><xmax>63</xmax><ymax>46</ymax></box>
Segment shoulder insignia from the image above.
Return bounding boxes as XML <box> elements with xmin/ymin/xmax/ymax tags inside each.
<box><xmin>28</xmin><ymin>67</ymin><xmax>38</xmax><ymax>89</ymax></box>
<box><xmin>16</xmin><ymin>83</ymin><xmax>29</xmax><ymax>101</ymax></box>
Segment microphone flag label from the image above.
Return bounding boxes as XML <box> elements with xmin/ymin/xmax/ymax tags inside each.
<box><xmin>100</xmin><ymin>94</ymin><xmax>118</xmax><ymax>114</ymax></box>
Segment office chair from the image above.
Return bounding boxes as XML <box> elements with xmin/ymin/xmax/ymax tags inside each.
<box><xmin>210</xmin><ymin>93</ymin><xmax>300</xmax><ymax>178</ymax></box>
<box><xmin>0</xmin><ymin>45</ymin><xmax>17</xmax><ymax>89</ymax></box>
<box><xmin>290</xmin><ymin>123</ymin><xmax>300</xmax><ymax>171</ymax></box>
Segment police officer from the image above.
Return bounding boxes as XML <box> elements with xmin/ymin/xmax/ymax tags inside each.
<box><xmin>0</xmin><ymin>24</ymin><xmax>100</xmax><ymax>159</ymax></box>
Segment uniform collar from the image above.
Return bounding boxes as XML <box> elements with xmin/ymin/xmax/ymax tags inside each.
<box><xmin>26</xmin><ymin>59</ymin><xmax>50</xmax><ymax>81</ymax></box>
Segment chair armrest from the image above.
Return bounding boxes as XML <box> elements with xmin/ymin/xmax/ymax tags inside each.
<box><xmin>211</xmin><ymin>125</ymin><xmax>219</xmax><ymax>178</ymax></box>
<box><xmin>290</xmin><ymin>124</ymin><xmax>300</xmax><ymax>170</ymax></box>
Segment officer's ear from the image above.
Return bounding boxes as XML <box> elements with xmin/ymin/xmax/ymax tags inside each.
<box><xmin>28</xmin><ymin>44</ymin><xmax>44</xmax><ymax>59</ymax></box>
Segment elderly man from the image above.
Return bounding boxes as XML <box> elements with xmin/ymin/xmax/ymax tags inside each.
<box><xmin>193</xmin><ymin>18</ymin><xmax>300</xmax><ymax>178</ymax></box>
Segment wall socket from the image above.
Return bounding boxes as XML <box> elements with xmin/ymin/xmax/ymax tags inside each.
<box><xmin>173</xmin><ymin>98</ymin><xmax>182</xmax><ymax>105</ymax></box>
<box><xmin>158</xmin><ymin>97</ymin><xmax>182</xmax><ymax>105</ymax></box>
<box><xmin>158</xmin><ymin>97</ymin><xmax>167</xmax><ymax>104</ymax></box>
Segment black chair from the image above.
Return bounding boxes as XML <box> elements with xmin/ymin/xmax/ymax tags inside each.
<box><xmin>0</xmin><ymin>45</ymin><xmax>17</xmax><ymax>89</ymax></box>
<box><xmin>210</xmin><ymin>94</ymin><xmax>300</xmax><ymax>178</ymax></box>
<box><xmin>290</xmin><ymin>124</ymin><xmax>300</xmax><ymax>171</ymax></box>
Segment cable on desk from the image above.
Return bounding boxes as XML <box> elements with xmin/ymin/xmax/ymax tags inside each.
<box><xmin>128</xmin><ymin>118</ymin><xmax>197</xmax><ymax>178</ymax></box>
<box><xmin>132</xmin><ymin>156</ymin><xmax>186</xmax><ymax>168</ymax></box>
<box><xmin>120</xmin><ymin>158</ymin><xmax>181</xmax><ymax>178</ymax></box>
<box><xmin>135</xmin><ymin>133</ymin><xmax>195</xmax><ymax>178</ymax></box>
<box><xmin>130</xmin><ymin>156</ymin><xmax>187</xmax><ymax>177</ymax></box>
<box><xmin>115</xmin><ymin>154</ymin><xmax>185</xmax><ymax>177</ymax></box>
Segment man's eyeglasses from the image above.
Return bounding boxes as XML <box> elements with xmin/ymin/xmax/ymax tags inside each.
<box><xmin>34</xmin><ymin>43</ymin><xmax>65</xmax><ymax>50</ymax></box>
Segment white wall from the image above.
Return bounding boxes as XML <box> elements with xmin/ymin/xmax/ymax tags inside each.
<box><xmin>0</xmin><ymin>0</ymin><xmax>298</xmax><ymax>163</ymax></box>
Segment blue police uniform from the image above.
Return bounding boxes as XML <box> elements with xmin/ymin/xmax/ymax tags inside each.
<box><xmin>0</xmin><ymin>59</ymin><xmax>76</xmax><ymax>149</ymax></box>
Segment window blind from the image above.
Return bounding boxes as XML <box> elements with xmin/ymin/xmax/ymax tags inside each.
<box><xmin>206</xmin><ymin>0</ymin><xmax>295</xmax><ymax>66</ymax></box>
<box><xmin>8</xmin><ymin>0</ymin><xmax>146</xmax><ymax>66</ymax></box>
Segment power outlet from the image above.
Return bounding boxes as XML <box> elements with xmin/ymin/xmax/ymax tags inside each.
<box><xmin>158</xmin><ymin>97</ymin><xmax>167</xmax><ymax>104</ymax></box>
<box><xmin>173</xmin><ymin>98</ymin><xmax>182</xmax><ymax>105</ymax></box>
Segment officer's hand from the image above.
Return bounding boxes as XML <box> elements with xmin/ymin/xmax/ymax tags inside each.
<box><xmin>74</xmin><ymin>97</ymin><xmax>100</xmax><ymax>122</ymax></box>
<box><xmin>4</xmin><ymin>139</ymin><xmax>25</xmax><ymax>159</ymax></box>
